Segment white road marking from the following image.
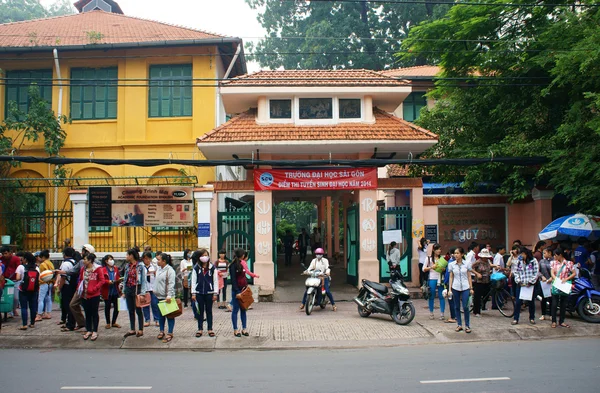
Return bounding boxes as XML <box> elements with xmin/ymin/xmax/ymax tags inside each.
<box><xmin>420</xmin><ymin>377</ymin><xmax>511</xmax><ymax>384</ymax></box>
<box><xmin>61</xmin><ymin>387</ymin><xmax>152</xmax><ymax>391</ymax></box>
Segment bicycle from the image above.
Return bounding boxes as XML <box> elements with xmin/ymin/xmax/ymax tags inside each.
<box><xmin>470</xmin><ymin>279</ymin><xmax>515</xmax><ymax>318</ymax></box>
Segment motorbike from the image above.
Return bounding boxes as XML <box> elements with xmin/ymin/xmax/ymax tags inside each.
<box><xmin>301</xmin><ymin>264</ymin><xmax>329</xmax><ymax>315</ymax></box>
<box><xmin>353</xmin><ymin>264</ymin><xmax>415</xmax><ymax>325</ymax></box>
<box><xmin>567</xmin><ymin>269</ymin><xmax>600</xmax><ymax>323</ymax></box>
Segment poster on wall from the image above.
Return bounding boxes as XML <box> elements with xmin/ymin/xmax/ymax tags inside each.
<box><xmin>437</xmin><ymin>207</ymin><xmax>506</xmax><ymax>252</ymax></box>
<box><xmin>89</xmin><ymin>186</ymin><xmax>194</xmax><ymax>227</ymax></box>
<box><xmin>254</xmin><ymin>168</ymin><xmax>377</xmax><ymax>191</ymax></box>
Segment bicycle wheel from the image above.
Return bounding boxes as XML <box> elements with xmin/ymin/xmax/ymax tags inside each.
<box><xmin>495</xmin><ymin>289</ymin><xmax>515</xmax><ymax>318</ymax></box>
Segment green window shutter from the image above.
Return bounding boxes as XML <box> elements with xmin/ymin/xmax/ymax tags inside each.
<box><xmin>403</xmin><ymin>92</ymin><xmax>427</xmax><ymax>122</ymax></box>
<box><xmin>148</xmin><ymin>64</ymin><xmax>192</xmax><ymax>117</ymax></box>
<box><xmin>70</xmin><ymin>67</ymin><xmax>118</xmax><ymax>120</ymax></box>
<box><xmin>5</xmin><ymin>69</ymin><xmax>52</xmax><ymax>119</ymax></box>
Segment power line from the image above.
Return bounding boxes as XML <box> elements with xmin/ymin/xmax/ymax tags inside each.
<box><xmin>0</xmin><ymin>155</ymin><xmax>548</xmax><ymax>168</ymax></box>
<box><xmin>277</xmin><ymin>0</ymin><xmax>600</xmax><ymax>7</ymax></box>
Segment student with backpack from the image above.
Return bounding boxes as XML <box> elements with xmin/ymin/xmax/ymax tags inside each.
<box><xmin>191</xmin><ymin>249</ymin><xmax>219</xmax><ymax>338</ymax></box>
<box><xmin>18</xmin><ymin>252</ymin><xmax>40</xmax><ymax>330</ymax></box>
<box><xmin>55</xmin><ymin>247</ymin><xmax>79</xmax><ymax>331</ymax></box>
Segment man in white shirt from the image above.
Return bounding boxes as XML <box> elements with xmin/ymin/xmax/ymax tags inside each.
<box><xmin>466</xmin><ymin>242</ymin><xmax>480</xmax><ymax>268</ymax></box>
<box><xmin>493</xmin><ymin>245</ymin><xmax>506</xmax><ymax>273</ymax></box>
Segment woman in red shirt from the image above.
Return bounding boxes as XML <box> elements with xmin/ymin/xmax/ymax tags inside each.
<box><xmin>78</xmin><ymin>253</ymin><xmax>106</xmax><ymax>341</ymax></box>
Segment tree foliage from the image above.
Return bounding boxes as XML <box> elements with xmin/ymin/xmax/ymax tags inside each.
<box><xmin>399</xmin><ymin>1</ymin><xmax>600</xmax><ymax>214</ymax></box>
<box><xmin>0</xmin><ymin>0</ymin><xmax>74</xmax><ymax>24</ymax></box>
<box><xmin>276</xmin><ymin>201</ymin><xmax>317</xmax><ymax>233</ymax></box>
<box><xmin>246</xmin><ymin>0</ymin><xmax>451</xmax><ymax>70</ymax></box>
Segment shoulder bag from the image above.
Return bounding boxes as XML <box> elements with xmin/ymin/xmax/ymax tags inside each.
<box><xmin>165</xmin><ymin>268</ymin><xmax>183</xmax><ymax>318</ymax></box>
<box><xmin>237</xmin><ymin>285</ymin><xmax>254</xmax><ymax>311</ymax></box>
<box><xmin>135</xmin><ymin>265</ymin><xmax>151</xmax><ymax>308</ymax></box>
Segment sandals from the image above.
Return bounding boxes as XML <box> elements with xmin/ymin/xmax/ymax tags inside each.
<box><xmin>234</xmin><ymin>330</ymin><xmax>241</xmax><ymax>337</ymax></box>
<box><xmin>124</xmin><ymin>331</ymin><xmax>136</xmax><ymax>338</ymax></box>
<box><xmin>112</xmin><ymin>323</ymin><xmax>121</xmax><ymax>328</ymax></box>
<box><xmin>196</xmin><ymin>331</ymin><xmax>203</xmax><ymax>337</ymax></box>
<box><xmin>445</xmin><ymin>318</ymin><xmax>456</xmax><ymax>324</ymax></box>
<box><xmin>332</xmin><ymin>305</ymin><xmax>337</xmax><ymax>312</ymax></box>
<box><xmin>35</xmin><ymin>315</ymin><xmax>43</xmax><ymax>322</ymax></box>
<box><xmin>90</xmin><ymin>333</ymin><xmax>98</xmax><ymax>341</ymax></box>
<box><xmin>136</xmin><ymin>331</ymin><xmax>144</xmax><ymax>337</ymax></box>
<box><xmin>551</xmin><ymin>322</ymin><xmax>557</xmax><ymax>328</ymax></box>
<box><xmin>61</xmin><ymin>327</ymin><xmax>74</xmax><ymax>332</ymax></box>
<box><xmin>559</xmin><ymin>323</ymin><xmax>570</xmax><ymax>328</ymax></box>
<box><xmin>299</xmin><ymin>304</ymin><xmax>305</xmax><ymax>311</ymax></box>
<box><xmin>105</xmin><ymin>324</ymin><xmax>112</xmax><ymax>329</ymax></box>
<box><xmin>28</xmin><ymin>324</ymin><xmax>35</xmax><ymax>328</ymax></box>
<box><xmin>83</xmin><ymin>332</ymin><xmax>92</xmax><ymax>340</ymax></box>
<box><xmin>242</xmin><ymin>330</ymin><xmax>249</xmax><ymax>336</ymax></box>
<box><xmin>511</xmin><ymin>320</ymin><xmax>519</xmax><ymax>325</ymax></box>
<box><xmin>465</xmin><ymin>327</ymin><xmax>472</xmax><ymax>334</ymax></box>
<box><xmin>162</xmin><ymin>334</ymin><xmax>173</xmax><ymax>343</ymax></box>
<box><xmin>455</xmin><ymin>326</ymin><xmax>463</xmax><ymax>332</ymax></box>
<box><xmin>19</xmin><ymin>326</ymin><xmax>28</xmax><ymax>331</ymax></box>
<box><xmin>529</xmin><ymin>320</ymin><xmax>536</xmax><ymax>325</ymax></box>
<box><xmin>143</xmin><ymin>322</ymin><xmax>150</xmax><ymax>327</ymax></box>
<box><xmin>208</xmin><ymin>331</ymin><xmax>215</xmax><ymax>337</ymax></box>
<box><xmin>73</xmin><ymin>325</ymin><xmax>84</xmax><ymax>331</ymax></box>
<box><xmin>157</xmin><ymin>332</ymin><xmax>165</xmax><ymax>340</ymax></box>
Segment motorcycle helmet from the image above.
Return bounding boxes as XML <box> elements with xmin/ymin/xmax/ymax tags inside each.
<box><xmin>314</xmin><ymin>248</ymin><xmax>324</xmax><ymax>255</ymax></box>
<box><xmin>82</xmin><ymin>244</ymin><xmax>95</xmax><ymax>254</ymax></box>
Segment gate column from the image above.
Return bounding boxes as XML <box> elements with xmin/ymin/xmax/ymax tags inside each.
<box><xmin>358</xmin><ymin>189</ymin><xmax>378</xmax><ymax>284</ymax></box>
<box><xmin>254</xmin><ymin>190</ymin><xmax>275</xmax><ymax>294</ymax></box>
<box><xmin>69</xmin><ymin>190</ymin><xmax>89</xmax><ymax>251</ymax></box>
<box><xmin>410</xmin><ymin>187</ymin><xmax>424</xmax><ymax>287</ymax></box>
<box><xmin>194</xmin><ymin>187</ymin><xmax>214</xmax><ymax>253</ymax></box>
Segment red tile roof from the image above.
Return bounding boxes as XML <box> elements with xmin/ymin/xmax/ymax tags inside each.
<box><xmin>198</xmin><ymin>108</ymin><xmax>437</xmax><ymax>143</ymax></box>
<box><xmin>387</xmin><ymin>164</ymin><xmax>431</xmax><ymax>177</ymax></box>
<box><xmin>381</xmin><ymin>65</ymin><xmax>441</xmax><ymax>78</ymax></box>
<box><xmin>0</xmin><ymin>10</ymin><xmax>225</xmax><ymax>49</ymax></box>
<box><xmin>222</xmin><ymin>69</ymin><xmax>409</xmax><ymax>87</ymax></box>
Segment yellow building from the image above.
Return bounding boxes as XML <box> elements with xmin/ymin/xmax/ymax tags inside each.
<box><xmin>0</xmin><ymin>1</ymin><xmax>245</xmax><ymax>252</ymax></box>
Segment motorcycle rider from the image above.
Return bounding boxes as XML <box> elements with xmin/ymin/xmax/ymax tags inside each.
<box><xmin>299</xmin><ymin>248</ymin><xmax>337</xmax><ymax>312</ymax></box>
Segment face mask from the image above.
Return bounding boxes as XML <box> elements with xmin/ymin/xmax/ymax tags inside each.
<box><xmin>316</xmin><ymin>255</ymin><xmax>323</xmax><ymax>260</ymax></box>
<box><xmin>107</xmin><ymin>259</ymin><xmax>115</xmax><ymax>267</ymax></box>
<box><xmin>200</xmin><ymin>256</ymin><xmax>210</xmax><ymax>263</ymax></box>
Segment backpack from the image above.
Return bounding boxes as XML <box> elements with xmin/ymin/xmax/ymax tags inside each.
<box><xmin>22</xmin><ymin>269</ymin><xmax>39</xmax><ymax>292</ymax></box>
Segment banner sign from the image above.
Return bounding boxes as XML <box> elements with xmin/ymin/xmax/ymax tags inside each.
<box><xmin>254</xmin><ymin>168</ymin><xmax>378</xmax><ymax>191</ymax></box>
<box><xmin>89</xmin><ymin>186</ymin><xmax>194</xmax><ymax>227</ymax></box>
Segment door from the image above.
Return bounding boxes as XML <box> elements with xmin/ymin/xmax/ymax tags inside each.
<box><xmin>378</xmin><ymin>207</ymin><xmax>412</xmax><ymax>282</ymax></box>
<box><xmin>217</xmin><ymin>207</ymin><xmax>255</xmax><ymax>283</ymax></box>
<box><xmin>346</xmin><ymin>205</ymin><xmax>359</xmax><ymax>286</ymax></box>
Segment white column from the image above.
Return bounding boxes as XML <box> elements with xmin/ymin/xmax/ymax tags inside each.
<box><xmin>358</xmin><ymin>189</ymin><xmax>379</xmax><ymax>284</ymax></box>
<box><xmin>194</xmin><ymin>188</ymin><xmax>214</xmax><ymax>253</ymax></box>
<box><xmin>69</xmin><ymin>191</ymin><xmax>89</xmax><ymax>251</ymax></box>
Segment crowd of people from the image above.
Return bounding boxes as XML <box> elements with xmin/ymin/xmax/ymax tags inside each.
<box><xmin>0</xmin><ymin>244</ymin><xmax>258</xmax><ymax>340</ymax></box>
<box><xmin>412</xmin><ymin>236</ymin><xmax>599</xmax><ymax>333</ymax></box>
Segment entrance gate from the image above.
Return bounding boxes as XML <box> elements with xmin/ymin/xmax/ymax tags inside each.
<box><xmin>217</xmin><ymin>205</ymin><xmax>255</xmax><ymax>282</ymax></box>
<box><xmin>346</xmin><ymin>205</ymin><xmax>359</xmax><ymax>286</ymax></box>
<box><xmin>378</xmin><ymin>207</ymin><xmax>412</xmax><ymax>282</ymax></box>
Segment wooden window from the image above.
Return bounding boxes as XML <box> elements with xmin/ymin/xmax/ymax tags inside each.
<box><xmin>5</xmin><ymin>70</ymin><xmax>53</xmax><ymax>118</ymax></box>
<box><xmin>148</xmin><ymin>65</ymin><xmax>192</xmax><ymax>118</ymax></box>
<box><xmin>70</xmin><ymin>67</ymin><xmax>118</xmax><ymax>120</ymax></box>
<box><xmin>403</xmin><ymin>92</ymin><xmax>427</xmax><ymax>122</ymax></box>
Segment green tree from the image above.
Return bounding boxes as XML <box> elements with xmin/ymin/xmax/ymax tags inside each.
<box><xmin>246</xmin><ymin>0</ymin><xmax>451</xmax><ymax>70</ymax></box>
<box><xmin>276</xmin><ymin>201</ymin><xmax>317</xmax><ymax>233</ymax></box>
<box><xmin>0</xmin><ymin>0</ymin><xmax>74</xmax><ymax>24</ymax></box>
<box><xmin>0</xmin><ymin>85</ymin><xmax>68</xmax><ymax>246</ymax></box>
<box><xmin>399</xmin><ymin>1</ymin><xmax>600</xmax><ymax>213</ymax></box>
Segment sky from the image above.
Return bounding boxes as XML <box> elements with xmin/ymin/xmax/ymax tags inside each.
<box><xmin>41</xmin><ymin>0</ymin><xmax>266</xmax><ymax>72</ymax></box>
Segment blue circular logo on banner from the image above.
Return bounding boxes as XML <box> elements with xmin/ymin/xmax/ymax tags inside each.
<box><xmin>567</xmin><ymin>217</ymin><xmax>585</xmax><ymax>226</ymax></box>
<box><xmin>259</xmin><ymin>172</ymin><xmax>274</xmax><ymax>187</ymax></box>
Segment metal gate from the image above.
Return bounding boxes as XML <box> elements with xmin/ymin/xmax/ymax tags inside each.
<box><xmin>217</xmin><ymin>205</ymin><xmax>255</xmax><ymax>282</ymax></box>
<box><xmin>346</xmin><ymin>205</ymin><xmax>359</xmax><ymax>286</ymax></box>
<box><xmin>378</xmin><ymin>207</ymin><xmax>412</xmax><ymax>282</ymax></box>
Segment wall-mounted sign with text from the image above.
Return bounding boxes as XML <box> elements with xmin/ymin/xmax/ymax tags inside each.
<box><xmin>88</xmin><ymin>186</ymin><xmax>194</xmax><ymax>227</ymax></box>
<box><xmin>254</xmin><ymin>168</ymin><xmax>378</xmax><ymax>191</ymax></box>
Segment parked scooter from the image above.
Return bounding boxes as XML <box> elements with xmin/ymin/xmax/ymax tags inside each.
<box><xmin>353</xmin><ymin>263</ymin><xmax>415</xmax><ymax>325</ymax></box>
<box><xmin>301</xmin><ymin>263</ymin><xmax>329</xmax><ymax>315</ymax></box>
<box><xmin>567</xmin><ymin>269</ymin><xmax>600</xmax><ymax>323</ymax></box>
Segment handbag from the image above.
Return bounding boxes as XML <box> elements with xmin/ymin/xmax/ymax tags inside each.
<box><xmin>237</xmin><ymin>286</ymin><xmax>254</xmax><ymax>311</ymax></box>
<box><xmin>164</xmin><ymin>268</ymin><xmax>183</xmax><ymax>318</ymax></box>
<box><xmin>135</xmin><ymin>265</ymin><xmax>151</xmax><ymax>308</ymax></box>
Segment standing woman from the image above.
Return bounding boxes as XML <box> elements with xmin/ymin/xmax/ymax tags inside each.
<box><xmin>154</xmin><ymin>253</ymin><xmax>176</xmax><ymax>343</ymax></box>
<box><xmin>142</xmin><ymin>251</ymin><xmax>160</xmax><ymax>327</ymax></box>
<box><xmin>101</xmin><ymin>255</ymin><xmax>121</xmax><ymax>329</ymax></box>
<box><xmin>36</xmin><ymin>250</ymin><xmax>54</xmax><ymax>321</ymax></box>
<box><xmin>18</xmin><ymin>252</ymin><xmax>39</xmax><ymax>330</ymax></box>
<box><xmin>471</xmin><ymin>249</ymin><xmax>493</xmax><ymax>318</ymax></box>
<box><xmin>511</xmin><ymin>247</ymin><xmax>539</xmax><ymax>325</ymax></box>
<box><xmin>191</xmin><ymin>249</ymin><xmax>219</xmax><ymax>337</ymax></box>
<box><xmin>230</xmin><ymin>248</ymin><xmax>250</xmax><ymax>337</ymax></box>
<box><xmin>79</xmin><ymin>253</ymin><xmax>106</xmax><ymax>341</ymax></box>
<box><xmin>448</xmin><ymin>247</ymin><xmax>474</xmax><ymax>333</ymax></box>
<box><xmin>550</xmin><ymin>248</ymin><xmax>577</xmax><ymax>328</ymax></box>
<box><xmin>216</xmin><ymin>250</ymin><xmax>229</xmax><ymax>309</ymax></box>
<box><xmin>423</xmin><ymin>243</ymin><xmax>446</xmax><ymax>320</ymax></box>
<box><xmin>538</xmin><ymin>248</ymin><xmax>554</xmax><ymax>321</ymax></box>
<box><xmin>417</xmin><ymin>238</ymin><xmax>429</xmax><ymax>287</ymax></box>
<box><xmin>387</xmin><ymin>242</ymin><xmax>401</xmax><ymax>269</ymax></box>
<box><xmin>180</xmin><ymin>249</ymin><xmax>192</xmax><ymax>308</ymax></box>
<box><xmin>122</xmin><ymin>248</ymin><xmax>148</xmax><ymax>338</ymax></box>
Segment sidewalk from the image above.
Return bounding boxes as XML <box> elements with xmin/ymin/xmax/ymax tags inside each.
<box><xmin>2</xmin><ymin>299</ymin><xmax>599</xmax><ymax>350</ymax></box>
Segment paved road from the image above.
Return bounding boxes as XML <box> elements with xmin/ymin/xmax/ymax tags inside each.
<box><xmin>1</xmin><ymin>338</ymin><xmax>597</xmax><ymax>393</ymax></box>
